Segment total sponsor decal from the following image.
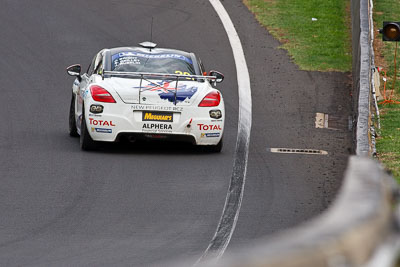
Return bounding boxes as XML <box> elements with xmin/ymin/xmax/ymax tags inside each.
<box><xmin>142</xmin><ymin>123</ymin><xmax>173</xmax><ymax>133</ymax></box>
<box><xmin>91</xmin><ymin>128</ymin><xmax>112</xmax><ymax>133</ymax></box>
<box><xmin>89</xmin><ymin>118</ymin><xmax>116</xmax><ymax>127</ymax></box>
<box><xmin>197</xmin><ymin>123</ymin><xmax>222</xmax><ymax>131</ymax></box>
<box><xmin>200</xmin><ymin>133</ymin><xmax>220</xmax><ymax>138</ymax></box>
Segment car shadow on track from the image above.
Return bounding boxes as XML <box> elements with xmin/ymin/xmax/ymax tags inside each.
<box><xmin>65</xmin><ymin>136</ymin><xmax>221</xmax><ymax>156</ymax></box>
<box><xmin>100</xmin><ymin>141</ymin><xmax>205</xmax><ymax>155</ymax></box>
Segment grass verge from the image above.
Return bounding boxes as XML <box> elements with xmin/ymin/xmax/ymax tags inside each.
<box><xmin>243</xmin><ymin>0</ymin><xmax>400</xmax><ymax>180</ymax></box>
<box><xmin>373</xmin><ymin>0</ymin><xmax>400</xmax><ymax>182</ymax></box>
<box><xmin>376</xmin><ymin>107</ymin><xmax>400</xmax><ymax>179</ymax></box>
<box><xmin>243</xmin><ymin>0</ymin><xmax>352</xmax><ymax>71</ymax></box>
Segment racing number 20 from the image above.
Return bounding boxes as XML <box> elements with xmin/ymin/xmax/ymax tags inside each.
<box><xmin>175</xmin><ymin>70</ymin><xmax>194</xmax><ymax>80</ymax></box>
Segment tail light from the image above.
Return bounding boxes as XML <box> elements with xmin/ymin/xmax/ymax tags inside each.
<box><xmin>198</xmin><ymin>91</ymin><xmax>221</xmax><ymax>107</ymax></box>
<box><xmin>90</xmin><ymin>85</ymin><xmax>116</xmax><ymax>103</ymax></box>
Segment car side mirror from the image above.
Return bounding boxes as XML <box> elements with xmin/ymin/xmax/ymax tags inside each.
<box><xmin>66</xmin><ymin>64</ymin><xmax>82</xmax><ymax>81</ymax></box>
<box><xmin>209</xmin><ymin>70</ymin><xmax>224</xmax><ymax>84</ymax></box>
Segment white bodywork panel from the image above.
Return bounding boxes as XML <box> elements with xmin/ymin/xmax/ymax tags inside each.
<box><xmin>73</xmin><ymin>75</ymin><xmax>225</xmax><ymax>146</ymax></box>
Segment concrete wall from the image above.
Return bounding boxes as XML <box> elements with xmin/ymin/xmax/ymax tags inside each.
<box><xmin>352</xmin><ymin>0</ymin><xmax>371</xmax><ymax>156</ymax></box>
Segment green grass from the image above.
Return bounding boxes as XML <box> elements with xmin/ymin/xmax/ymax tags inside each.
<box><xmin>373</xmin><ymin>1</ymin><xmax>400</xmax><ymax>78</ymax></box>
<box><xmin>376</xmin><ymin>107</ymin><xmax>400</xmax><ymax>181</ymax></box>
<box><xmin>373</xmin><ymin>0</ymin><xmax>400</xmax><ymax>182</ymax></box>
<box><xmin>243</xmin><ymin>0</ymin><xmax>400</xmax><ymax>180</ymax></box>
<box><xmin>244</xmin><ymin>0</ymin><xmax>352</xmax><ymax>71</ymax></box>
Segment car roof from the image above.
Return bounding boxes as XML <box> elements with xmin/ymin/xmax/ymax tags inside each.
<box><xmin>108</xmin><ymin>46</ymin><xmax>194</xmax><ymax>59</ymax></box>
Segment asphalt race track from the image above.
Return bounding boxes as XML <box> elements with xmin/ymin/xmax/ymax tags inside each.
<box><xmin>0</xmin><ymin>0</ymin><xmax>352</xmax><ymax>266</ymax></box>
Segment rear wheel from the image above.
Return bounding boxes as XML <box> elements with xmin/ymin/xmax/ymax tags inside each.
<box><xmin>80</xmin><ymin>109</ymin><xmax>97</xmax><ymax>151</ymax></box>
<box><xmin>69</xmin><ymin>94</ymin><xmax>79</xmax><ymax>137</ymax></box>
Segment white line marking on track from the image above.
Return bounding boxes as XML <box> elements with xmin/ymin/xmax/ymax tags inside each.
<box><xmin>198</xmin><ymin>0</ymin><xmax>252</xmax><ymax>263</ymax></box>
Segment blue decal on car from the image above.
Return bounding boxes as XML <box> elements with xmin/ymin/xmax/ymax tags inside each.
<box><xmin>78</xmin><ymin>114</ymin><xmax>82</xmax><ymax>126</ymax></box>
<box><xmin>134</xmin><ymin>80</ymin><xmax>198</xmax><ymax>103</ymax></box>
<box><xmin>95</xmin><ymin>128</ymin><xmax>112</xmax><ymax>133</ymax></box>
<box><xmin>112</xmin><ymin>52</ymin><xmax>193</xmax><ymax>64</ymax></box>
<box><xmin>205</xmin><ymin>133</ymin><xmax>220</xmax><ymax>138</ymax></box>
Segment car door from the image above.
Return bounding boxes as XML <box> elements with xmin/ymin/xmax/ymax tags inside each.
<box><xmin>75</xmin><ymin>62</ymin><xmax>93</xmax><ymax>130</ymax></box>
<box><xmin>76</xmin><ymin>52</ymin><xmax>103</xmax><ymax>128</ymax></box>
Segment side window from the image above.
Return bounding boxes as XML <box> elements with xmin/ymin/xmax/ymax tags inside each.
<box><xmin>198</xmin><ymin>57</ymin><xmax>206</xmax><ymax>74</ymax></box>
<box><xmin>93</xmin><ymin>51</ymin><xmax>104</xmax><ymax>75</ymax></box>
<box><xmin>86</xmin><ymin>51</ymin><xmax>104</xmax><ymax>76</ymax></box>
<box><xmin>95</xmin><ymin>59</ymin><xmax>103</xmax><ymax>75</ymax></box>
<box><xmin>86</xmin><ymin>56</ymin><xmax>96</xmax><ymax>76</ymax></box>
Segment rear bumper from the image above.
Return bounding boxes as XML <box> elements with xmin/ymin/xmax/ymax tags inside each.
<box><xmin>85</xmin><ymin>102</ymin><xmax>224</xmax><ymax>146</ymax></box>
<box><xmin>116</xmin><ymin>132</ymin><xmax>197</xmax><ymax>144</ymax></box>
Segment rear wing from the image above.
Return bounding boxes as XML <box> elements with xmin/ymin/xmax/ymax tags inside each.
<box><xmin>102</xmin><ymin>71</ymin><xmax>217</xmax><ymax>82</ymax></box>
<box><xmin>102</xmin><ymin>71</ymin><xmax>218</xmax><ymax>105</ymax></box>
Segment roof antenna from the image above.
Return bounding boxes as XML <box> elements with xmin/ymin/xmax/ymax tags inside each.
<box><xmin>150</xmin><ymin>17</ymin><xmax>154</xmax><ymax>43</ymax></box>
<box><xmin>139</xmin><ymin>17</ymin><xmax>157</xmax><ymax>51</ymax></box>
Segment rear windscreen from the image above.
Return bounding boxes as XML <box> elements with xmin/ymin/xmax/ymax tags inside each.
<box><xmin>111</xmin><ymin>52</ymin><xmax>196</xmax><ymax>75</ymax></box>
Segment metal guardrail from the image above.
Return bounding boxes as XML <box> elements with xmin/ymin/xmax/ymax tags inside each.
<box><xmin>197</xmin><ymin>156</ymin><xmax>397</xmax><ymax>267</ymax></box>
<box><xmin>355</xmin><ymin>0</ymin><xmax>372</xmax><ymax>157</ymax></box>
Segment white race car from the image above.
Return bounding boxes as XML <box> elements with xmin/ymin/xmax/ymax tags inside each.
<box><xmin>67</xmin><ymin>42</ymin><xmax>225</xmax><ymax>152</ymax></box>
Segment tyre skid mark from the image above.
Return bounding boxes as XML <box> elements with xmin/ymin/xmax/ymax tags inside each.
<box><xmin>198</xmin><ymin>0</ymin><xmax>252</xmax><ymax>263</ymax></box>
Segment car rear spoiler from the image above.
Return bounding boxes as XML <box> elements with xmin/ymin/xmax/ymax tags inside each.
<box><xmin>102</xmin><ymin>71</ymin><xmax>217</xmax><ymax>81</ymax></box>
<box><xmin>102</xmin><ymin>71</ymin><xmax>218</xmax><ymax>105</ymax></box>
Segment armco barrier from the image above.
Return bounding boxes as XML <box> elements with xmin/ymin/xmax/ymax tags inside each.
<box><xmin>199</xmin><ymin>156</ymin><xmax>395</xmax><ymax>267</ymax></box>
<box><xmin>353</xmin><ymin>0</ymin><xmax>372</xmax><ymax>156</ymax></box>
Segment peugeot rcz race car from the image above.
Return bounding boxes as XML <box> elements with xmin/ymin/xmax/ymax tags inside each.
<box><xmin>67</xmin><ymin>42</ymin><xmax>225</xmax><ymax>152</ymax></box>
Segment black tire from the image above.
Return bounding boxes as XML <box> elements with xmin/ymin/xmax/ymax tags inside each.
<box><xmin>69</xmin><ymin>95</ymin><xmax>79</xmax><ymax>137</ymax></box>
<box><xmin>80</xmin><ymin>109</ymin><xmax>97</xmax><ymax>151</ymax></box>
<box><xmin>202</xmin><ymin>138</ymin><xmax>223</xmax><ymax>153</ymax></box>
